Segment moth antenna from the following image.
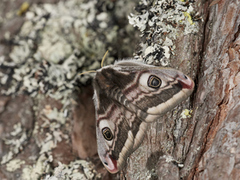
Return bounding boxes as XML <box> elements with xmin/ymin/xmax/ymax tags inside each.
<box><xmin>101</xmin><ymin>50</ymin><xmax>109</xmax><ymax>68</ymax></box>
<box><xmin>79</xmin><ymin>50</ymin><xmax>108</xmax><ymax>76</ymax></box>
<box><xmin>79</xmin><ymin>70</ymin><xmax>96</xmax><ymax>76</ymax></box>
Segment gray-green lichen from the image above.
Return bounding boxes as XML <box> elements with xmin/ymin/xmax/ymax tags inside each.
<box><xmin>129</xmin><ymin>0</ymin><xmax>199</xmax><ymax>65</ymax></box>
<box><xmin>1</xmin><ymin>123</ymin><xmax>27</xmax><ymax>164</ymax></box>
<box><xmin>6</xmin><ymin>159</ymin><xmax>26</xmax><ymax>172</ymax></box>
<box><xmin>0</xmin><ymin>0</ymin><xmax>137</xmax><ymax>179</ymax></box>
<box><xmin>44</xmin><ymin>161</ymin><xmax>101</xmax><ymax>180</ymax></box>
<box><xmin>0</xmin><ymin>0</ymin><xmax>136</xmax><ymax>105</ymax></box>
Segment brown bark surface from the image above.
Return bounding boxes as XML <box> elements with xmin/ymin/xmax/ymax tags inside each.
<box><xmin>189</xmin><ymin>0</ymin><xmax>240</xmax><ymax>179</ymax></box>
<box><xmin>126</xmin><ymin>0</ymin><xmax>240</xmax><ymax>179</ymax></box>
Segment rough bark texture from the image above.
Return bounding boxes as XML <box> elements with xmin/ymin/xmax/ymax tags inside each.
<box><xmin>0</xmin><ymin>0</ymin><xmax>240</xmax><ymax>180</ymax></box>
<box><xmin>126</xmin><ymin>0</ymin><xmax>240</xmax><ymax>180</ymax></box>
<box><xmin>189</xmin><ymin>0</ymin><xmax>240</xmax><ymax>179</ymax></box>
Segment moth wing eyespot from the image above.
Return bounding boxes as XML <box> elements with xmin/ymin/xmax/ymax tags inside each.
<box><xmin>102</xmin><ymin>127</ymin><xmax>113</xmax><ymax>141</ymax></box>
<box><xmin>147</xmin><ymin>75</ymin><xmax>162</xmax><ymax>89</ymax></box>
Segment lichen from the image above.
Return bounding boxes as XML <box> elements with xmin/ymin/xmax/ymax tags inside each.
<box><xmin>22</xmin><ymin>154</ymin><xmax>51</xmax><ymax>180</ymax></box>
<box><xmin>6</xmin><ymin>159</ymin><xmax>26</xmax><ymax>172</ymax></box>
<box><xmin>1</xmin><ymin>131</ymin><xmax>27</xmax><ymax>164</ymax></box>
<box><xmin>44</xmin><ymin>161</ymin><xmax>101</xmax><ymax>180</ymax></box>
<box><xmin>0</xmin><ymin>0</ymin><xmax>138</xmax><ymax>179</ymax></box>
<box><xmin>128</xmin><ymin>0</ymin><xmax>199</xmax><ymax>65</ymax></box>
<box><xmin>181</xmin><ymin>108</ymin><xmax>193</xmax><ymax>119</ymax></box>
<box><xmin>0</xmin><ymin>0</ymin><xmax>136</xmax><ymax>106</ymax></box>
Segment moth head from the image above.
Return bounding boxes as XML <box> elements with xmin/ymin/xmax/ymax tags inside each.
<box><xmin>173</xmin><ymin>71</ymin><xmax>194</xmax><ymax>90</ymax></box>
<box><xmin>96</xmin><ymin>120</ymin><xmax>119</xmax><ymax>173</ymax></box>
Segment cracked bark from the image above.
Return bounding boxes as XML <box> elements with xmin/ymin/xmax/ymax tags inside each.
<box><xmin>125</xmin><ymin>0</ymin><xmax>240</xmax><ymax>180</ymax></box>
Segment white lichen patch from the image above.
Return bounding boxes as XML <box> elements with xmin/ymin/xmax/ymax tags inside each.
<box><xmin>39</xmin><ymin>134</ymin><xmax>56</xmax><ymax>154</ymax></box>
<box><xmin>10</xmin><ymin>123</ymin><xmax>22</xmax><ymax>136</ymax></box>
<box><xmin>22</xmin><ymin>154</ymin><xmax>51</xmax><ymax>180</ymax></box>
<box><xmin>35</xmin><ymin>104</ymin><xmax>70</xmax><ymax>156</ymax></box>
<box><xmin>1</xmin><ymin>131</ymin><xmax>27</xmax><ymax>164</ymax></box>
<box><xmin>44</xmin><ymin>160</ymin><xmax>101</xmax><ymax>180</ymax></box>
<box><xmin>42</xmin><ymin>106</ymin><xmax>66</xmax><ymax>125</ymax></box>
<box><xmin>129</xmin><ymin>0</ymin><xmax>199</xmax><ymax>65</ymax></box>
<box><xmin>6</xmin><ymin>159</ymin><xmax>25</xmax><ymax>172</ymax></box>
<box><xmin>0</xmin><ymin>0</ymin><xmax>135</xmax><ymax>106</ymax></box>
<box><xmin>1</xmin><ymin>151</ymin><xmax>13</xmax><ymax>165</ymax></box>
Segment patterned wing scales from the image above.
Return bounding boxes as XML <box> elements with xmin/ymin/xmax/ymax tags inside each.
<box><xmin>95</xmin><ymin>98</ymin><xmax>148</xmax><ymax>173</ymax></box>
<box><xmin>93</xmin><ymin>60</ymin><xmax>194</xmax><ymax>173</ymax></box>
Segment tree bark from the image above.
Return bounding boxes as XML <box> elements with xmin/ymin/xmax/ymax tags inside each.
<box><xmin>126</xmin><ymin>0</ymin><xmax>240</xmax><ymax>180</ymax></box>
<box><xmin>188</xmin><ymin>1</ymin><xmax>240</xmax><ymax>179</ymax></box>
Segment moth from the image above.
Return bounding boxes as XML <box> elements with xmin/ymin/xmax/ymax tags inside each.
<box><xmin>93</xmin><ymin>60</ymin><xmax>194</xmax><ymax>173</ymax></box>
